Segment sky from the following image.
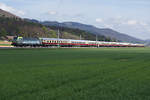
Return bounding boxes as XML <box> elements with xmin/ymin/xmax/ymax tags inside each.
<box><xmin>0</xmin><ymin>0</ymin><xmax>150</xmax><ymax>40</ymax></box>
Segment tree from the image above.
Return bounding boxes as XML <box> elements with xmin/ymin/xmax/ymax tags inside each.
<box><xmin>42</xmin><ymin>26</ymin><xmax>48</xmax><ymax>34</ymax></box>
<box><xmin>0</xmin><ymin>28</ymin><xmax>7</xmax><ymax>37</ymax></box>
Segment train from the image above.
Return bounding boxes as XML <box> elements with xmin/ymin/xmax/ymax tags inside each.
<box><xmin>11</xmin><ymin>37</ymin><xmax>145</xmax><ymax>47</ymax></box>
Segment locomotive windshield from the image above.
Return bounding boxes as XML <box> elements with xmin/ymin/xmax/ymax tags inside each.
<box><xmin>13</xmin><ymin>37</ymin><xmax>18</xmax><ymax>41</ymax></box>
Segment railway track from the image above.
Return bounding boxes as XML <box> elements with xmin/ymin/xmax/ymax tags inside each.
<box><xmin>0</xmin><ymin>46</ymin><xmax>145</xmax><ymax>49</ymax></box>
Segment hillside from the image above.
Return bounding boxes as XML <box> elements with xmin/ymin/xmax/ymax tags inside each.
<box><xmin>145</xmin><ymin>40</ymin><xmax>150</xmax><ymax>46</ymax></box>
<box><xmin>0</xmin><ymin>17</ymin><xmax>114</xmax><ymax>41</ymax></box>
<box><xmin>41</xmin><ymin>21</ymin><xmax>143</xmax><ymax>43</ymax></box>
<box><xmin>0</xmin><ymin>9</ymin><xmax>20</xmax><ymax>19</ymax></box>
<box><xmin>0</xmin><ymin>9</ymin><xmax>113</xmax><ymax>41</ymax></box>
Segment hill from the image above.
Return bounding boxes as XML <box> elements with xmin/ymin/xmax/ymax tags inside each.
<box><xmin>0</xmin><ymin>9</ymin><xmax>113</xmax><ymax>41</ymax></box>
<box><xmin>0</xmin><ymin>9</ymin><xmax>20</xmax><ymax>19</ymax></box>
<box><xmin>145</xmin><ymin>39</ymin><xmax>150</xmax><ymax>46</ymax></box>
<box><xmin>0</xmin><ymin>9</ymin><xmax>141</xmax><ymax>43</ymax></box>
<box><xmin>41</xmin><ymin>21</ymin><xmax>143</xmax><ymax>43</ymax></box>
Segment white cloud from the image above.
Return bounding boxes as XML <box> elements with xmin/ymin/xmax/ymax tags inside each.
<box><xmin>127</xmin><ymin>20</ymin><xmax>137</xmax><ymax>25</ymax></box>
<box><xmin>96</xmin><ymin>18</ymin><xmax>103</xmax><ymax>23</ymax></box>
<box><xmin>47</xmin><ymin>11</ymin><xmax>57</xmax><ymax>15</ymax></box>
<box><xmin>95</xmin><ymin>16</ymin><xmax>150</xmax><ymax>39</ymax></box>
<box><xmin>0</xmin><ymin>2</ymin><xmax>25</xmax><ymax>16</ymax></box>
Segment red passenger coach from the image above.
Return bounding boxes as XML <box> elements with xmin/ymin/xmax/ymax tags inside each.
<box><xmin>41</xmin><ymin>38</ymin><xmax>145</xmax><ymax>47</ymax></box>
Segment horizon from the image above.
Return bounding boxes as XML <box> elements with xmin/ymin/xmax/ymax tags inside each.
<box><xmin>0</xmin><ymin>0</ymin><xmax>150</xmax><ymax>40</ymax></box>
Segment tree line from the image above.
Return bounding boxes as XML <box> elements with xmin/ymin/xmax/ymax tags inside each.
<box><xmin>0</xmin><ymin>17</ymin><xmax>117</xmax><ymax>42</ymax></box>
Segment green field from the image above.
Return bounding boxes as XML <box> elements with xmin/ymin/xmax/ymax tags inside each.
<box><xmin>0</xmin><ymin>44</ymin><xmax>12</xmax><ymax>46</ymax></box>
<box><xmin>0</xmin><ymin>48</ymin><xmax>150</xmax><ymax>100</ymax></box>
<box><xmin>0</xmin><ymin>41</ymin><xmax>12</xmax><ymax>46</ymax></box>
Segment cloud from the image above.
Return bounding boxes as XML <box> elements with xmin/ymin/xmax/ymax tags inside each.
<box><xmin>95</xmin><ymin>16</ymin><xmax>150</xmax><ymax>39</ymax></box>
<box><xmin>96</xmin><ymin>18</ymin><xmax>103</xmax><ymax>23</ymax></box>
<box><xmin>0</xmin><ymin>2</ymin><xmax>25</xmax><ymax>16</ymax></box>
<box><xmin>127</xmin><ymin>20</ymin><xmax>137</xmax><ymax>25</ymax></box>
<box><xmin>47</xmin><ymin>11</ymin><xmax>57</xmax><ymax>15</ymax></box>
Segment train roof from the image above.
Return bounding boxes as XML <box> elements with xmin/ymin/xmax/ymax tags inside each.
<box><xmin>39</xmin><ymin>38</ymin><xmax>145</xmax><ymax>45</ymax></box>
<box><xmin>41</xmin><ymin>38</ymin><xmax>95</xmax><ymax>42</ymax></box>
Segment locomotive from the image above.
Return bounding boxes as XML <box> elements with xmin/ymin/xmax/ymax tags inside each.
<box><xmin>11</xmin><ymin>37</ymin><xmax>145</xmax><ymax>47</ymax></box>
<box><xmin>12</xmin><ymin>37</ymin><xmax>41</xmax><ymax>47</ymax></box>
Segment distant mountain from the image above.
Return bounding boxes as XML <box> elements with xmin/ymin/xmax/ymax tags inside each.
<box><xmin>0</xmin><ymin>9</ymin><xmax>20</xmax><ymax>19</ymax></box>
<box><xmin>41</xmin><ymin>21</ymin><xmax>144</xmax><ymax>43</ymax></box>
<box><xmin>145</xmin><ymin>39</ymin><xmax>150</xmax><ymax>46</ymax></box>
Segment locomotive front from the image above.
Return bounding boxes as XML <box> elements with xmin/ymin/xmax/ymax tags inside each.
<box><xmin>11</xmin><ymin>37</ymin><xmax>42</xmax><ymax>47</ymax></box>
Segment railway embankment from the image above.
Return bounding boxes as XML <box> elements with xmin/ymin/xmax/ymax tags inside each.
<box><xmin>0</xmin><ymin>41</ymin><xmax>13</xmax><ymax>47</ymax></box>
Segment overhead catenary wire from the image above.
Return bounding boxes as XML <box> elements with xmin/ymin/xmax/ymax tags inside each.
<box><xmin>56</xmin><ymin>0</ymin><xmax>63</xmax><ymax>47</ymax></box>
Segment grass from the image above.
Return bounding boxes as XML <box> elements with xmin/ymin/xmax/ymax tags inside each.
<box><xmin>0</xmin><ymin>44</ymin><xmax>12</xmax><ymax>46</ymax></box>
<box><xmin>0</xmin><ymin>48</ymin><xmax>150</xmax><ymax>100</ymax></box>
<box><xmin>0</xmin><ymin>41</ymin><xmax>12</xmax><ymax>46</ymax></box>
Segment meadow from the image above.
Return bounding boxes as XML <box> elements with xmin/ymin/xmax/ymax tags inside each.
<box><xmin>0</xmin><ymin>48</ymin><xmax>150</xmax><ymax>100</ymax></box>
<box><xmin>0</xmin><ymin>41</ymin><xmax>12</xmax><ymax>46</ymax></box>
